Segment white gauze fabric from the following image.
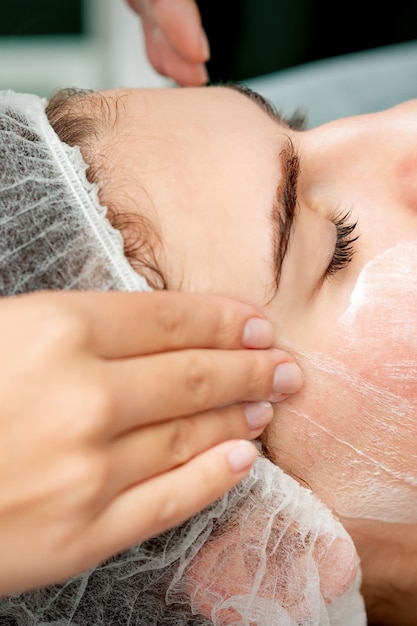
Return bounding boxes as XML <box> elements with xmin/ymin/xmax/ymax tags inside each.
<box><xmin>0</xmin><ymin>90</ymin><xmax>366</xmax><ymax>625</ymax></box>
<box><xmin>0</xmin><ymin>89</ymin><xmax>150</xmax><ymax>294</ymax></box>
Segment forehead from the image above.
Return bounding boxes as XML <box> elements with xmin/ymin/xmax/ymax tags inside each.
<box><xmin>101</xmin><ymin>86</ymin><xmax>283</xmax><ymax>304</ymax></box>
<box><xmin>112</xmin><ymin>84</ymin><xmax>271</xmax><ymax>122</ymax></box>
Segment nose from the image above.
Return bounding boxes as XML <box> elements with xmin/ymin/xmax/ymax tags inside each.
<box><xmin>302</xmin><ymin>105</ymin><xmax>417</xmax><ymax>205</ymax></box>
<box><xmin>300</xmin><ymin>108</ymin><xmax>417</xmax><ymax>272</ymax></box>
<box><xmin>301</xmin><ymin>115</ymin><xmax>373</xmax><ymax>183</ymax></box>
<box><xmin>300</xmin><ymin>110</ymin><xmax>414</xmax><ymax>214</ymax></box>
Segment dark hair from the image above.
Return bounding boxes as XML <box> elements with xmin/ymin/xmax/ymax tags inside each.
<box><xmin>45</xmin><ymin>88</ymin><xmax>167</xmax><ymax>289</ymax></box>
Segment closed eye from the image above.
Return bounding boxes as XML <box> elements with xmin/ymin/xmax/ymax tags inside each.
<box><xmin>325</xmin><ymin>209</ymin><xmax>359</xmax><ymax>278</ymax></box>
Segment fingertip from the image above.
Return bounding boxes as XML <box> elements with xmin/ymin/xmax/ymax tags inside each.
<box><xmin>169</xmin><ymin>57</ymin><xmax>209</xmax><ymax>86</ymax></box>
<box><xmin>197</xmin><ymin>63</ymin><xmax>209</xmax><ymax>85</ymax></box>
<box><xmin>176</xmin><ymin>63</ymin><xmax>209</xmax><ymax>87</ymax></box>
<box><xmin>152</xmin><ymin>27</ymin><xmax>209</xmax><ymax>86</ymax></box>
<box><xmin>226</xmin><ymin>440</ymin><xmax>258</xmax><ymax>474</ymax></box>
<box><xmin>242</xmin><ymin>318</ymin><xmax>273</xmax><ymax>349</ymax></box>
<box><xmin>270</xmin><ymin>360</ymin><xmax>304</xmax><ymax>397</ymax></box>
<box><xmin>200</xmin><ymin>30</ymin><xmax>210</xmax><ymax>62</ymax></box>
<box><xmin>244</xmin><ymin>401</ymin><xmax>273</xmax><ymax>432</ymax></box>
<box><xmin>156</xmin><ymin>0</ymin><xmax>209</xmax><ymax>64</ymax></box>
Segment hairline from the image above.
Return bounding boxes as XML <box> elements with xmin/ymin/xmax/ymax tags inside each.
<box><xmin>45</xmin><ymin>87</ymin><xmax>167</xmax><ymax>290</ymax></box>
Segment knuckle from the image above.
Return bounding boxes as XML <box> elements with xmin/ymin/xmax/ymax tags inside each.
<box><xmin>85</xmin><ymin>455</ymin><xmax>110</xmax><ymax>501</ymax></box>
<box><xmin>37</xmin><ymin>305</ymin><xmax>90</xmax><ymax>353</ymax></box>
<box><xmin>213</xmin><ymin>305</ymin><xmax>242</xmax><ymax>348</ymax></box>
<box><xmin>183</xmin><ymin>352</ymin><xmax>211</xmax><ymax>409</ymax></box>
<box><xmin>65</xmin><ymin>382</ymin><xmax>114</xmax><ymax>442</ymax></box>
<box><xmin>81</xmin><ymin>385</ymin><xmax>114</xmax><ymax>438</ymax></box>
<box><xmin>154</xmin><ymin>301</ymin><xmax>188</xmax><ymax>345</ymax></box>
<box><xmin>157</xmin><ymin>493</ymin><xmax>181</xmax><ymax>530</ymax></box>
<box><xmin>244</xmin><ymin>352</ymin><xmax>274</xmax><ymax>396</ymax></box>
<box><xmin>58</xmin><ymin>452</ymin><xmax>109</xmax><ymax>506</ymax></box>
<box><xmin>166</xmin><ymin>418</ymin><xmax>194</xmax><ymax>466</ymax></box>
<box><xmin>221</xmin><ymin>405</ymin><xmax>250</xmax><ymax>439</ymax></box>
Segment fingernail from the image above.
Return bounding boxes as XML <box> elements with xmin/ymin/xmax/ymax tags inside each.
<box><xmin>244</xmin><ymin>401</ymin><xmax>273</xmax><ymax>431</ymax></box>
<box><xmin>272</xmin><ymin>362</ymin><xmax>303</xmax><ymax>396</ymax></box>
<box><xmin>227</xmin><ymin>440</ymin><xmax>257</xmax><ymax>473</ymax></box>
<box><xmin>242</xmin><ymin>318</ymin><xmax>273</xmax><ymax>349</ymax></box>
<box><xmin>200</xmin><ymin>31</ymin><xmax>211</xmax><ymax>60</ymax></box>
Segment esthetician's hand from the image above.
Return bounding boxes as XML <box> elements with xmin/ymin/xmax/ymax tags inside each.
<box><xmin>125</xmin><ymin>0</ymin><xmax>209</xmax><ymax>86</ymax></box>
<box><xmin>0</xmin><ymin>290</ymin><xmax>302</xmax><ymax>596</ymax></box>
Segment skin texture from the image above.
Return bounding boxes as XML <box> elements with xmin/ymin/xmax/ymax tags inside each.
<box><xmin>73</xmin><ymin>85</ymin><xmax>417</xmax><ymax>624</ymax></box>
<box><xmin>0</xmin><ymin>290</ymin><xmax>302</xmax><ymax>595</ymax></box>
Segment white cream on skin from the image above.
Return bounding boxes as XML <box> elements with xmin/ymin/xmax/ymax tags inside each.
<box><xmin>276</xmin><ymin>241</ymin><xmax>417</xmax><ymax>524</ymax></box>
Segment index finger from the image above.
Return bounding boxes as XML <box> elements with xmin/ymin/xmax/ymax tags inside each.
<box><xmin>36</xmin><ymin>290</ymin><xmax>273</xmax><ymax>358</ymax></box>
<box><xmin>154</xmin><ymin>0</ymin><xmax>209</xmax><ymax>64</ymax></box>
<box><xmin>127</xmin><ymin>0</ymin><xmax>207</xmax><ymax>64</ymax></box>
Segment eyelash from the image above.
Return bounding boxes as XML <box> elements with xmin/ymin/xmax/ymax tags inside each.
<box><xmin>326</xmin><ymin>210</ymin><xmax>359</xmax><ymax>277</ymax></box>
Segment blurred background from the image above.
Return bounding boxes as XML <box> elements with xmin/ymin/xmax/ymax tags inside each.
<box><xmin>0</xmin><ymin>0</ymin><xmax>168</xmax><ymax>97</ymax></box>
<box><xmin>198</xmin><ymin>0</ymin><xmax>417</xmax><ymax>83</ymax></box>
<box><xmin>1</xmin><ymin>0</ymin><xmax>417</xmax><ymax>98</ymax></box>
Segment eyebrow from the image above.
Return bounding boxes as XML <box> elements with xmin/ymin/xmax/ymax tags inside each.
<box><xmin>222</xmin><ymin>83</ymin><xmax>300</xmax><ymax>292</ymax></box>
<box><xmin>271</xmin><ymin>140</ymin><xmax>300</xmax><ymax>289</ymax></box>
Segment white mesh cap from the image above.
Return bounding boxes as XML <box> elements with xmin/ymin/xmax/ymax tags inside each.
<box><xmin>0</xmin><ymin>458</ymin><xmax>366</xmax><ymax>625</ymax></box>
<box><xmin>0</xmin><ymin>89</ymin><xmax>151</xmax><ymax>295</ymax></box>
<box><xmin>0</xmin><ymin>90</ymin><xmax>367</xmax><ymax>625</ymax></box>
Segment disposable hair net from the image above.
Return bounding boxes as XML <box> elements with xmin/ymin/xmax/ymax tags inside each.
<box><xmin>0</xmin><ymin>90</ymin><xmax>367</xmax><ymax>625</ymax></box>
<box><xmin>0</xmin><ymin>89</ymin><xmax>150</xmax><ymax>294</ymax></box>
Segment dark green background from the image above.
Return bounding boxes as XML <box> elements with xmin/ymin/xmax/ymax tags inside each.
<box><xmin>2</xmin><ymin>0</ymin><xmax>417</xmax><ymax>80</ymax></box>
<box><xmin>197</xmin><ymin>0</ymin><xmax>417</xmax><ymax>81</ymax></box>
<box><xmin>1</xmin><ymin>0</ymin><xmax>83</xmax><ymax>37</ymax></box>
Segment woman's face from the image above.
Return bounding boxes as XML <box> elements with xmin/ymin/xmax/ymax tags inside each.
<box><xmin>96</xmin><ymin>85</ymin><xmax>417</xmax><ymax>528</ymax></box>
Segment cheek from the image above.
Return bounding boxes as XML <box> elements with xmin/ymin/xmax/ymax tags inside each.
<box><xmin>268</xmin><ymin>241</ymin><xmax>417</xmax><ymax>524</ymax></box>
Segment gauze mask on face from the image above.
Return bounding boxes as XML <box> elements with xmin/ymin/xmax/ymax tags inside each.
<box><xmin>0</xmin><ymin>90</ymin><xmax>366</xmax><ymax>625</ymax></box>
<box><xmin>276</xmin><ymin>241</ymin><xmax>417</xmax><ymax>525</ymax></box>
<box><xmin>334</xmin><ymin>240</ymin><xmax>417</xmax><ymax>522</ymax></box>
